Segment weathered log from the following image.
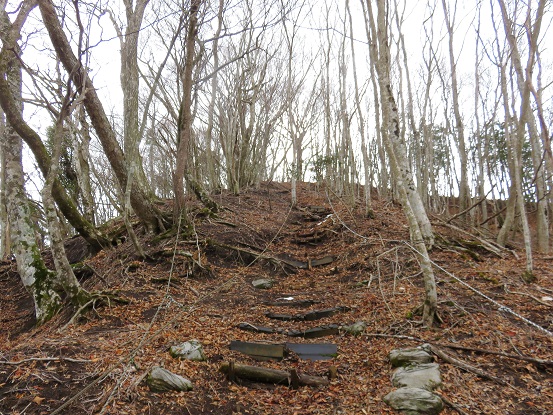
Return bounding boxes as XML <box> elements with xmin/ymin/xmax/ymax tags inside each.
<box><xmin>237</xmin><ymin>322</ymin><xmax>282</xmax><ymax>334</ymax></box>
<box><xmin>220</xmin><ymin>362</ymin><xmax>329</xmax><ymax>387</ymax></box>
<box><xmin>264</xmin><ymin>299</ymin><xmax>320</xmax><ymax>308</ymax></box>
<box><xmin>286</xmin><ymin>343</ymin><xmax>337</xmax><ymax>361</ymax></box>
<box><xmin>230</xmin><ymin>341</ymin><xmax>284</xmax><ymax>360</ymax></box>
<box><xmin>287</xmin><ymin>324</ymin><xmax>340</xmax><ymax>338</ymax></box>
<box><xmin>265</xmin><ymin>306</ymin><xmax>349</xmax><ymax>322</ymax></box>
<box><xmin>422</xmin><ymin>344</ymin><xmax>511</xmax><ymax>387</ymax></box>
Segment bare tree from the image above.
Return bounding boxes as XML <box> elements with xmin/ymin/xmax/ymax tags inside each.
<box><xmin>39</xmin><ymin>0</ymin><xmax>167</xmax><ymax>233</ymax></box>
<box><xmin>498</xmin><ymin>0</ymin><xmax>548</xmax><ymax>255</ymax></box>
<box><xmin>0</xmin><ymin>3</ymin><xmax>110</xmax><ymax>250</ymax></box>
<box><xmin>346</xmin><ymin>0</ymin><xmax>373</xmax><ymax>217</ymax></box>
<box><xmin>174</xmin><ymin>0</ymin><xmax>202</xmax><ymax>222</ymax></box>
<box><xmin>364</xmin><ymin>0</ymin><xmax>437</xmax><ymax>326</ymax></box>
<box><xmin>204</xmin><ymin>0</ymin><xmax>225</xmax><ymax>190</ymax></box>
<box><xmin>441</xmin><ymin>0</ymin><xmax>471</xmax><ymax>215</ymax></box>
<box><xmin>0</xmin><ymin>1</ymin><xmax>93</xmax><ymax>324</ymax></box>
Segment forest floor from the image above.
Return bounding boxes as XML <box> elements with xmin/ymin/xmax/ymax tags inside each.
<box><xmin>1</xmin><ymin>181</ymin><xmax>553</xmax><ymax>415</ymax></box>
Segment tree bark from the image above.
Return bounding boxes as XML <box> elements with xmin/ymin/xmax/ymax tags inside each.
<box><xmin>38</xmin><ymin>0</ymin><xmax>166</xmax><ymax>233</ymax></box>
<box><xmin>0</xmin><ymin>2</ymin><xmax>108</xmax><ymax>250</ymax></box>
<box><xmin>43</xmin><ymin>92</ymin><xmax>91</xmax><ymax>308</ymax></box>
<box><xmin>220</xmin><ymin>362</ymin><xmax>329</xmax><ymax>387</ymax></box>
<box><xmin>0</xmin><ymin>0</ymin><xmax>62</xmax><ymax>324</ymax></box>
<box><xmin>365</xmin><ymin>0</ymin><xmax>437</xmax><ymax>326</ymax></box>
<box><xmin>441</xmin><ymin>0</ymin><xmax>470</xmax><ymax>215</ymax></box>
<box><xmin>498</xmin><ymin>0</ymin><xmax>548</xmax><ymax>254</ymax></box>
<box><xmin>173</xmin><ymin>0</ymin><xmax>201</xmax><ymax>222</ymax></box>
<box><xmin>346</xmin><ymin>0</ymin><xmax>373</xmax><ymax>216</ymax></box>
<box><xmin>204</xmin><ymin>0</ymin><xmax>224</xmax><ymax>191</ymax></box>
<box><xmin>0</xmin><ymin>108</ymin><xmax>9</xmax><ymax>258</ymax></box>
<box><xmin>366</xmin><ymin>0</ymin><xmax>434</xmax><ymax>248</ymax></box>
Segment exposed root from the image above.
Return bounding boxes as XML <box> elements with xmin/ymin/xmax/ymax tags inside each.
<box><xmin>61</xmin><ymin>291</ymin><xmax>129</xmax><ymax>330</ymax></box>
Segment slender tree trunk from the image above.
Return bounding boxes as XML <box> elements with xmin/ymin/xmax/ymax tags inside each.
<box><xmin>474</xmin><ymin>6</ymin><xmax>487</xmax><ymax>227</ymax></box>
<box><xmin>205</xmin><ymin>0</ymin><xmax>224</xmax><ymax>191</ymax></box>
<box><xmin>498</xmin><ymin>0</ymin><xmax>548</xmax><ymax>254</ymax></box>
<box><xmin>0</xmin><ymin>108</ymin><xmax>9</xmax><ymax>258</ymax></box>
<box><xmin>118</xmin><ymin>0</ymin><xmax>151</xmax><ymax>195</ymax></box>
<box><xmin>365</xmin><ymin>0</ymin><xmax>437</xmax><ymax>326</ymax></box>
<box><xmin>174</xmin><ymin>0</ymin><xmax>201</xmax><ymax>222</ymax></box>
<box><xmin>43</xmin><ymin>94</ymin><xmax>91</xmax><ymax>307</ymax></box>
<box><xmin>359</xmin><ymin>0</ymin><xmax>387</xmax><ymax>197</ymax></box>
<box><xmin>366</xmin><ymin>0</ymin><xmax>434</xmax><ymax>248</ymax></box>
<box><xmin>347</xmin><ymin>0</ymin><xmax>372</xmax><ymax>216</ymax></box>
<box><xmin>441</xmin><ymin>0</ymin><xmax>470</xmax><ymax>215</ymax></box>
<box><xmin>74</xmin><ymin>106</ymin><xmax>95</xmax><ymax>225</ymax></box>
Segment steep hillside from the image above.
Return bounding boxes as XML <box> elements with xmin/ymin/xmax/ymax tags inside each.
<box><xmin>1</xmin><ymin>182</ymin><xmax>552</xmax><ymax>414</ymax></box>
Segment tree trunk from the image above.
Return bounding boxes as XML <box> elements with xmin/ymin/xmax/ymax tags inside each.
<box><xmin>73</xmin><ymin>107</ymin><xmax>95</xmax><ymax>225</ymax></box>
<box><xmin>0</xmin><ymin>2</ymin><xmax>108</xmax><ymax>250</ymax></box>
<box><xmin>0</xmin><ymin>2</ymin><xmax>62</xmax><ymax>324</ymax></box>
<box><xmin>174</xmin><ymin>0</ymin><xmax>201</xmax><ymax>222</ymax></box>
<box><xmin>441</xmin><ymin>0</ymin><xmax>470</xmax><ymax>215</ymax></box>
<box><xmin>365</xmin><ymin>0</ymin><xmax>437</xmax><ymax>325</ymax></box>
<box><xmin>498</xmin><ymin>0</ymin><xmax>548</xmax><ymax>254</ymax></box>
<box><xmin>43</xmin><ymin>95</ymin><xmax>91</xmax><ymax>308</ymax></box>
<box><xmin>347</xmin><ymin>0</ymin><xmax>372</xmax><ymax>216</ymax></box>
<box><xmin>118</xmin><ymin>0</ymin><xmax>151</xmax><ymax>194</ymax></box>
<box><xmin>205</xmin><ymin>0</ymin><xmax>224</xmax><ymax>191</ymax></box>
<box><xmin>39</xmin><ymin>0</ymin><xmax>165</xmax><ymax>233</ymax></box>
<box><xmin>366</xmin><ymin>0</ymin><xmax>434</xmax><ymax>248</ymax></box>
<box><xmin>0</xmin><ymin>108</ymin><xmax>9</xmax><ymax>258</ymax></box>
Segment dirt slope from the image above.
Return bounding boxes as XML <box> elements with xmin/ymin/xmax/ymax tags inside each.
<box><xmin>1</xmin><ymin>182</ymin><xmax>552</xmax><ymax>414</ymax></box>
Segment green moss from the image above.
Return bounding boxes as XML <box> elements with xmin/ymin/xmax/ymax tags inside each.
<box><xmin>24</xmin><ymin>242</ymin><xmax>62</xmax><ymax>325</ymax></box>
<box><xmin>521</xmin><ymin>271</ymin><xmax>537</xmax><ymax>284</ymax></box>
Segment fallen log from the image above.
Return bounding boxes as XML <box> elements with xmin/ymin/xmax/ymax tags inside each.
<box><xmin>422</xmin><ymin>344</ymin><xmax>513</xmax><ymax>388</ymax></box>
<box><xmin>220</xmin><ymin>361</ymin><xmax>329</xmax><ymax>387</ymax></box>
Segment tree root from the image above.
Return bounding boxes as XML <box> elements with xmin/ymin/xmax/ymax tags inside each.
<box><xmin>62</xmin><ymin>291</ymin><xmax>129</xmax><ymax>330</ymax></box>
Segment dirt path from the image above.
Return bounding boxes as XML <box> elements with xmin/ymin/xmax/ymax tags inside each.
<box><xmin>1</xmin><ymin>182</ymin><xmax>552</xmax><ymax>414</ymax></box>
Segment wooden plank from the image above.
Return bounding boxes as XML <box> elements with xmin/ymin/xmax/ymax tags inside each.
<box><xmin>264</xmin><ymin>299</ymin><xmax>320</xmax><ymax>308</ymax></box>
<box><xmin>266</xmin><ymin>306</ymin><xmax>349</xmax><ymax>322</ymax></box>
<box><xmin>310</xmin><ymin>256</ymin><xmax>335</xmax><ymax>267</ymax></box>
<box><xmin>286</xmin><ymin>343</ymin><xmax>337</xmax><ymax>361</ymax></box>
<box><xmin>265</xmin><ymin>312</ymin><xmax>296</xmax><ymax>321</ymax></box>
<box><xmin>230</xmin><ymin>341</ymin><xmax>284</xmax><ymax>360</ymax></box>
<box><xmin>302</xmin><ymin>306</ymin><xmax>349</xmax><ymax>321</ymax></box>
<box><xmin>236</xmin><ymin>323</ymin><xmax>279</xmax><ymax>334</ymax></box>
<box><xmin>276</xmin><ymin>254</ymin><xmax>335</xmax><ymax>269</ymax></box>
<box><xmin>307</xmin><ymin>206</ymin><xmax>329</xmax><ymax>214</ymax></box>
<box><xmin>287</xmin><ymin>324</ymin><xmax>339</xmax><ymax>338</ymax></box>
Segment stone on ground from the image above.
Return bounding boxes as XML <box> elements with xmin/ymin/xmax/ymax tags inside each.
<box><xmin>383</xmin><ymin>387</ymin><xmax>443</xmax><ymax>415</ymax></box>
<box><xmin>389</xmin><ymin>347</ymin><xmax>434</xmax><ymax>367</ymax></box>
<box><xmin>146</xmin><ymin>366</ymin><xmax>193</xmax><ymax>392</ymax></box>
<box><xmin>169</xmin><ymin>339</ymin><xmax>206</xmax><ymax>361</ymax></box>
<box><xmin>252</xmin><ymin>278</ymin><xmax>274</xmax><ymax>289</ymax></box>
<box><xmin>392</xmin><ymin>363</ymin><xmax>442</xmax><ymax>391</ymax></box>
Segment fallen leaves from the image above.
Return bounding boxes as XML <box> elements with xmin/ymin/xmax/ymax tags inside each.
<box><xmin>32</xmin><ymin>396</ymin><xmax>45</xmax><ymax>405</ymax></box>
<box><xmin>1</xmin><ymin>183</ymin><xmax>552</xmax><ymax>414</ymax></box>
